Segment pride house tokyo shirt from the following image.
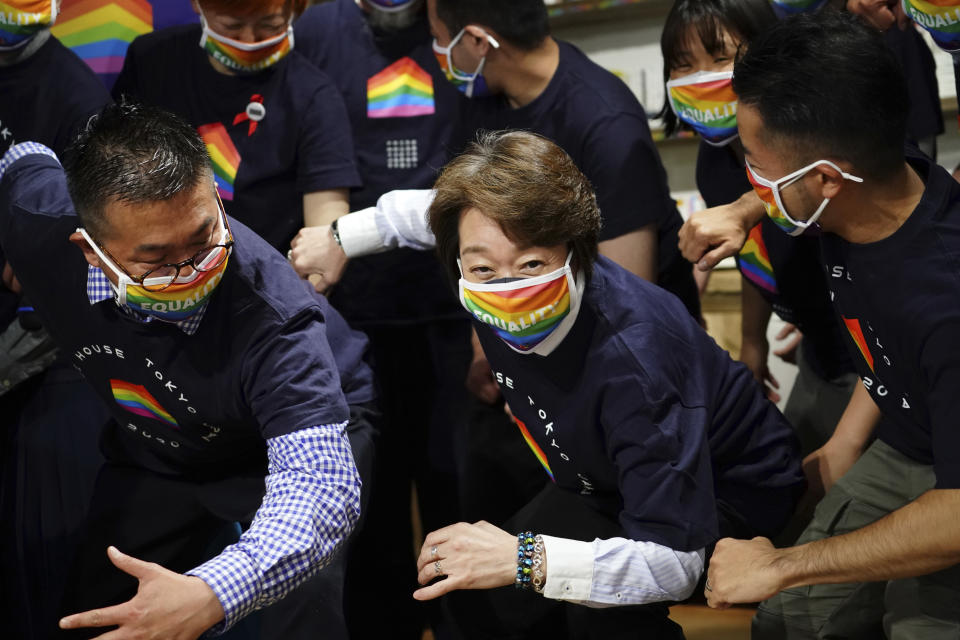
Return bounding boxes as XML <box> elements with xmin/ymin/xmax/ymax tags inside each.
<box><xmin>294</xmin><ymin>0</ymin><xmax>464</xmax><ymax>326</ymax></box>
<box><xmin>696</xmin><ymin>141</ymin><xmax>856</xmax><ymax>381</ymax></box>
<box><xmin>474</xmin><ymin>257</ymin><xmax>805</xmax><ymax>550</ymax></box>
<box><xmin>112</xmin><ymin>24</ymin><xmax>361</xmax><ymax>251</ymax></box>
<box><xmin>0</xmin><ymin>152</ymin><xmax>351</xmax><ymax>480</ymax></box>
<box><xmin>820</xmin><ymin>152</ymin><xmax>960</xmax><ymax>489</ymax></box>
<box><xmin>453</xmin><ymin>41</ymin><xmax>699</xmax><ymax>317</ymax></box>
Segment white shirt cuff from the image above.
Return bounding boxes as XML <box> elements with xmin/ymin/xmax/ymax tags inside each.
<box><xmin>337</xmin><ymin>208</ymin><xmax>385</xmax><ymax>258</ymax></box>
<box><xmin>541</xmin><ymin>534</ymin><xmax>595</xmax><ymax>602</ymax></box>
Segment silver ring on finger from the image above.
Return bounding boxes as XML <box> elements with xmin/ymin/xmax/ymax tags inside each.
<box><xmin>704</xmin><ymin>581</ymin><xmax>713</xmax><ymax>592</ymax></box>
<box><xmin>430</xmin><ymin>545</ymin><xmax>439</xmax><ymax>559</ymax></box>
<box><xmin>286</xmin><ymin>249</ymin><xmax>293</xmax><ymax>261</ymax></box>
<box><xmin>434</xmin><ymin>560</ymin><xmax>444</xmax><ymax>576</ymax></box>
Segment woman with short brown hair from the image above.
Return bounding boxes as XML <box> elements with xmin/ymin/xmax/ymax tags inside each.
<box><xmin>414</xmin><ymin>130</ymin><xmax>804</xmax><ymax>639</ymax></box>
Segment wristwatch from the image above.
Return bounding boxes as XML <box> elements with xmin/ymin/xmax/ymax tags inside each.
<box><xmin>331</xmin><ymin>218</ymin><xmax>342</xmax><ymax>248</ymax></box>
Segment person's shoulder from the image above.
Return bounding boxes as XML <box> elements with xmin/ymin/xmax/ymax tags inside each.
<box><xmin>554</xmin><ymin>40</ymin><xmax>646</xmax><ymax>117</ymax></box>
<box><xmin>225</xmin><ymin>219</ymin><xmax>323</xmax><ymax>324</ymax></box>
<box><xmin>128</xmin><ymin>23</ymin><xmax>200</xmax><ymax>55</ymax></box>
<box><xmin>35</xmin><ymin>38</ymin><xmax>111</xmax><ymax>105</ymax></box>
<box><xmin>588</xmin><ymin>257</ymin><xmax>701</xmax><ymax>348</ymax></box>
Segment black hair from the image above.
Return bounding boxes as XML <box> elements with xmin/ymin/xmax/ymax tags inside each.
<box><xmin>434</xmin><ymin>0</ymin><xmax>549</xmax><ymax>50</ymax></box>
<box><xmin>733</xmin><ymin>11</ymin><xmax>908</xmax><ymax>180</ymax></box>
<box><xmin>659</xmin><ymin>0</ymin><xmax>777</xmax><ymax>136</ymax></box>
<box><xmin>63</xmin><ymin>102</ymin><xmax>212</xmax><ymax>240</ymax></box>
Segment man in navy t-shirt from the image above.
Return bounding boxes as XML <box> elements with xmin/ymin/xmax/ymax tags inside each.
<box><xmin>704</xmin><ymin>13</ymin><xmax>960</xmax><ymax>637</ymax></box>
<box><xmin>0</xmin><ymin>104</ymin><xmax>363</xmax><ymax>639</ymax></box>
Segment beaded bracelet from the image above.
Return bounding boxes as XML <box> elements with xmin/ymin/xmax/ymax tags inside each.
<box><xmin>516</xmin><ymin>532</ymin><xmax>546</xmax><ymax>593</ymax></box>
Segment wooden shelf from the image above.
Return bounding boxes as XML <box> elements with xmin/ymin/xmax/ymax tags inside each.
<box><xmin>547</xmin><ymin>0</ymin><xmax>672</xmax><ymax>28</ymax></box>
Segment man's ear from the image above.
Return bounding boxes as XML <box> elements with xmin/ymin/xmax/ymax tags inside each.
<box><xmin>69</xmin><ymin>231</ymin><xmax>102</xmax><ymax>270</ymax></box>
<box><xmin>463</xmin><ymin>25</ymin><xmax>497</xmax><ymax>57</ymax></box>
<box><xmin>812</xmin><ymin>164</ymin><xmax>851</xmax><ymax>200</ymax></box>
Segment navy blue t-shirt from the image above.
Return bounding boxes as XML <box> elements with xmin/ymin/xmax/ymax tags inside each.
<box><xmin>0</xmin><ymin>152</ymin><xmax>361</xmax><ymax>480</ymax></box>
<box><xmin>112</xmin><ymin>25</ymin><xmax>361</xmax><ymax>251</ymax></box>
<box><xmin>820</xmin><ymin>153</ymin><xmax>960</xmax><ymax>489</ymax></box>
<box><xmin>453</xmin><ymin>41</ymin><xmax>699</xmax><ymax>317</ymax></box>
<box><xmin>295</xmin><ymin>0</ymin><xmax>463</xmax><ymax>325</ymax></box>
<box><xmin>696</xmin><ymin>142</ymin><xmax>855</xmax><ymax>380</ymax></box>
<box><xmin>475</xmin><ymin>257</ymin><xmax>804</xmax><ymax>550</ymax></box>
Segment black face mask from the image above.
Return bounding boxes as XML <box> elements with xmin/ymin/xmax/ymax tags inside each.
<box><xmin>367</xmin><ymin>8</ymin><xmax>429</xmax><ymax>58</ymax></box>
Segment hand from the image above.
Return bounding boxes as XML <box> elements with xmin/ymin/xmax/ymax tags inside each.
<box><xmin>772</xmin><ymin>323</ymin><xmax>802</xmax><ymax>365</ymax></box>
<box><xmin>289</xmin><ymin>225</ymin><xmax>348</xmax><ymax>292</ymax></box>
<box><xmin>679</xmin><ymin>193</ymin><xmax>760</xmax><ymax>271</ymax></box>
<box><xmin>2</xmin><ymin>261</ymin><xmax>21</xmax><ymax>294</ymax></box>
<box><xmin>740</xmin><ymin>337</ymin><xmax>781</xmax><ymax>404</ymax></box>
<box><xmin>802</xmin><ymin>435</ymin><xmax>862</xmax><ymax>499</ymax></box>
<box><xmin>413</xmin><ymin>521</ymin><xmax>518</xmax><ymax>601</ymax></box>
<box><xmin>59</xmin><ymin>546</ymin><xmax>224</xmax><ymax>639</ymax></box>
<box><xmin>705</xmin><ymin>537</ymin><xmax>786</xmax><ymax>608</ymax></box>
<box><xmin>846</xmin><ymin>0</ymin><xmax>900</xmax><ymax>31</ymax></box>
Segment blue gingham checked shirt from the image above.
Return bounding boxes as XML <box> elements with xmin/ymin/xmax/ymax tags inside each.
<box><xmin>1</xmin><ymin>143</ymin><xmax>361</xmax><ymax>634</ymax></box>
<box><xmin>83</xmin><ymin>243</ymin><xmax>360</xmax><ymax>635</ymax></box>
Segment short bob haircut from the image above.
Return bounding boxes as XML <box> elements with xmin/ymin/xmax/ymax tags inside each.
<box><xmin>428</xmin><ymin>130</ymin><xmax>602</xmax><ymax>287</ymax></box>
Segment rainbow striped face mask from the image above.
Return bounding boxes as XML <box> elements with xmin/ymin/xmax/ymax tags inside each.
<box><xmin>768</xmin><ymin>0</ymin><xmax>829</xmax><ymax>18</ymax></box>
<box><xmin>902</xmin><ymin>0</ymin><xmax>960</xmax><ymax>52</ymax></box>
<box><xmin>199</xmin><ymin>14</ymin><xmax>293</xmax><ymax>73</ymax></box>
<box><xmin>0</xmin><ymin>0</ymin><xmax>58</xmax><ymax>50</ymax></box>
<box><xmin>746</xmin><ymin>159</ymin><xmax>863</xmax><ymax>237</ymax></box>
<box><xmin>666</xmin><ymin>70</ymin><xmax>738</xmax><ymax>147</ymax></box>
<box><xmin>458</xmin><ymin>253</ymin><xmax>584</xmax><ymax>356</ymax></box>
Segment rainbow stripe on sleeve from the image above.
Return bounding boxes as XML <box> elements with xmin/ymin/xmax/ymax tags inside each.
<box><xmin>738</xmin><ymin>223</ymin><xmax>778</xmax><ymax>294</ymax></box>
<box><xmin>367</xmin><ymin>56</ymin><xmax>435</xmax><ymax>119</ymax></box>
<box><xmin>514</xmin><ymin>417</ymin><xmax>555</xmax><ymax>482</ymax></box>
<box><xmin>51</xmin><ymin>0</ymin><xmax>152</xmax><ymax>76</ymax></box>
<box><xmin>842</xmin><ymin>317</ymin><xmax>875</xmax><ymax>372</ymax></box>
<box><xmin>111</xmin><ymin>379</ymin><xmax>178</xmax><ymax>427</ymax></box>
<box><xmin>197</xmin><ymin>123</ymin><xmax>240</xmax><ymax>201</ymax></box>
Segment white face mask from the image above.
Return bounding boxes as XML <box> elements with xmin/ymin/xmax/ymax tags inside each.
<box><xmin>457</xmin><ymin>252</ymin><xmax>584</xmax><ymax>356</ymax></box>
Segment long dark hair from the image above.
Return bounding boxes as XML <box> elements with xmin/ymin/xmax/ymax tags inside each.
<box><xmin>659</xmin><ymin>0</ymin><xmax>776</xmax><ymax>136</ymax></box>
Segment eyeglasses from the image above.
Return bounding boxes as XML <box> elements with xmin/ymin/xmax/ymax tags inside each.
<box><xmin>97</xmin><ymin>190</ymin><xmax>235</xmax><ymax>292</ymax></box>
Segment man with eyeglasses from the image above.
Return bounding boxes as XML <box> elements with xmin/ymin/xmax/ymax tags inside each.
<box><xmin>0</xmin><ymin>102</ymin><xmax>365</xmax><ymax>640</ymax></box>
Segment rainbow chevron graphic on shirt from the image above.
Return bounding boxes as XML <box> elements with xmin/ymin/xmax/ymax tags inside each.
<box><xmin>51</xmin><ymin>0</ymin><xmax>152</xmax><ymax>76</ymax></box>
<box><xmin>111</xmin><ymin>379</ymin><xmax>178</xmax><ymax>427</ymax></box>
<box><xmin>367</xmin><ymin>57</ymin><xmax>435</xmax><ymax>119</ymax></box>
<box><xmin>842</xmin><ymin>317</ymin><xmax>874</xmax><ymax>372</ymax></box>
<box><xmin>197</xmin><ymin>122</ymin><xmax>240</xmax><ymax>201</ymax></box>
<box><xmin>903</xmin><ymin>0</ymin><xmax>960</xmax><ymax>52</ymax></box>
<box><xmin>739</xmin><ymin>223</ymin><xmax>778</xmax><ymax>294</ymax></box>
<box><xmin>514</xmin><ymin>417</ymin><xmax>555</xmax><ymax>482</ymax></box>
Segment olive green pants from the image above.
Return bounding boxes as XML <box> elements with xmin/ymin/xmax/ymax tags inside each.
<box><xmin>753</xmin><ymin>440</ymin><xmax>960</xmax><ymax>639</ymax></box>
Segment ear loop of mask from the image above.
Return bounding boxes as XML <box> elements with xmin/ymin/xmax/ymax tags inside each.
<box><xmin>436</xmin><ymin>27</ymin><xmax>500</xmax><ymax>83</ymax></box>
<box><xmin>750</xmin><ymin>160</ymin><xmax>863</xmax><ymax>233</ymax></box>
<box><xmin>198</xmin><ymin>11</ymin><xmax>293</xmax><ymax>52</ymax></box>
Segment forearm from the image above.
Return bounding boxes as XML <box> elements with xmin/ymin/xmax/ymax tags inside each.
<box><xmin>187</xmin><ymin>424</ymin><xmax>361</xmax><ymax>632</ymax></box>
<box><xmin>303</xmin><ymin>189</ymin><xmax>350</xmax><ymax>227</ymax></box>
<box><xmin>733</xmin><ymin>190</ymin><xmax>766</xmax><ymax>228</ymax></box>
<box><xmin>542</xmin><ymin>535</ymin><xmax>704</xmax><ymax>607</ymax></box>
<box><xmin>777</xmin><ymin>489</ymin><xmax>960</xmax><ymax>588</ymax></box>
<box><xmin>598</xmin><ymin>224</ymin><xmax>658</xmax><ymax>283</ymax></box>
<box><xmin>336</xmin><ymin>189</ymin><xmax>436</xmax><ymax>257</ymax></box>
<box><xmin>740</xmin><ymin>280</ymin><xmax>773</xmax><ymax>346</ymax></box>
<box><xmin>828</xmin><ymin>383</ymin><xmax>882</xmax><ymax>452</ymax></box>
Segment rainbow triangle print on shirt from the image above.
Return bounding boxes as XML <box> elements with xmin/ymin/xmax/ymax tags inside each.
<box><xmin>111</xmin><ymin>379</ymin><xmax>178</xmax><ymax>427</ymax></box>
<box><xmin>51</xmin><ymin>0</ymin><xmax>153</xmax><ymax>76</ymax></box>
<box><xmin>197</xmin><ymin>122</ymin><xmax>240</xmax><ymax>201</ymax></box>
<box><xmin>739</xmin><ymin>223</ymin><xmax>778</xmax><ymax>294</ymax></box>
<box><xmin>367</xmin><ymin>57</ymin><xmax>435</xmax><ymax>119</ymax></box>
<box><xmin>842</xmin><ymin>317</ymin><xmax>874</xmax><ymax>372</ymax></box>
<box><xmin>514</xmin><ymin>417</ymin><xmax>555</xmax><ymax>482</ymax></box>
